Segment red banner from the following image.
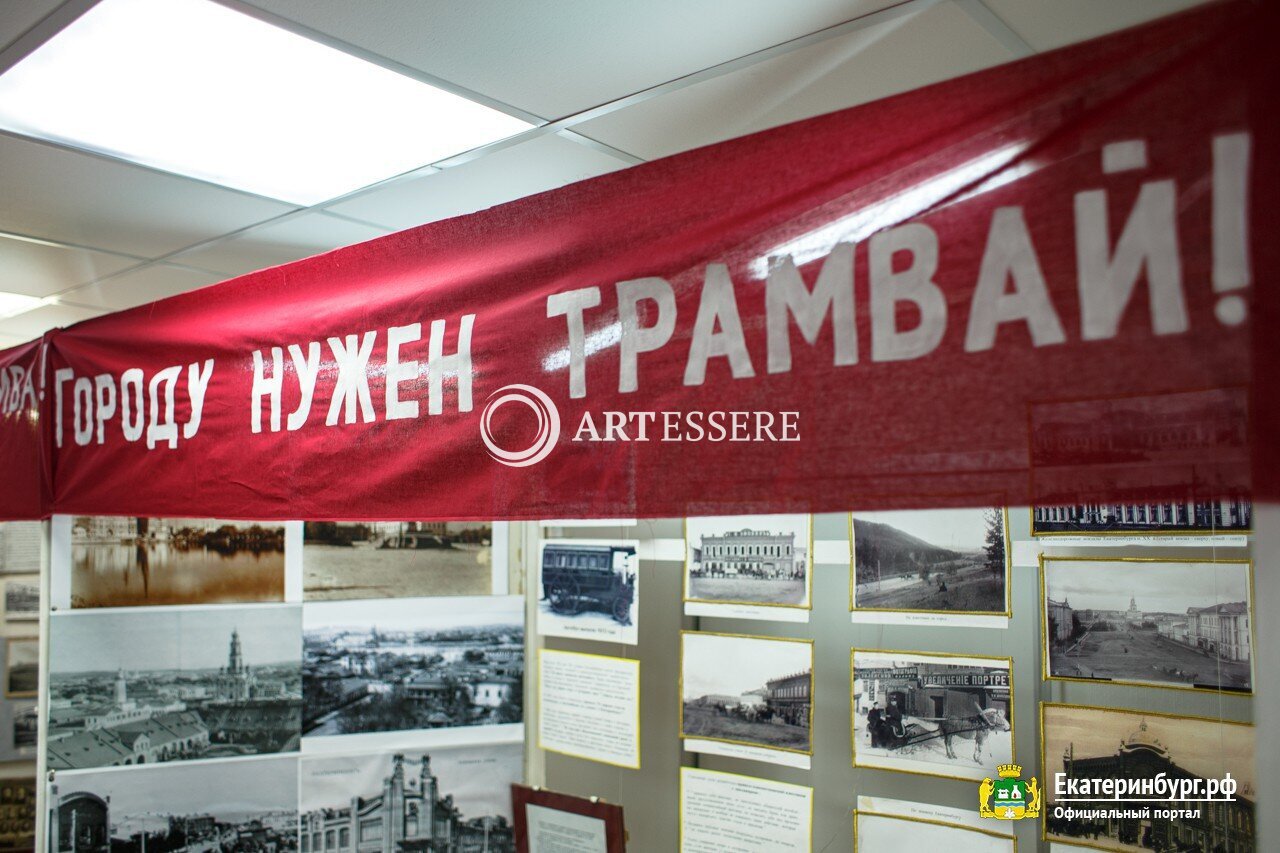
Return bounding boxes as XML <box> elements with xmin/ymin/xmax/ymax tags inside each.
<box><xmin>4</xmin><ymin>1</ymin><xmax>1274</xmax><ymax>521</ymax></box>
<box><xmin>0</xmin><ymin>339</ymin><xmax>48</xmax><ymax>519</ymax></box>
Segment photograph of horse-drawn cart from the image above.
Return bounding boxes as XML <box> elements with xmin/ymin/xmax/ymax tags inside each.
<box><xmin>852</xmin><ymin>649</ymin><xmax>1013</xmax><ymax>782</ymax></box>
<box><xmin>681</xmin><ymin>631</ymin><xmax>813</xmax><ymax>763</ymax></box>
<box><xmin>538</xmin><ymin>540</ymin><xmax>639</xmax><ymax>645</ymax></box>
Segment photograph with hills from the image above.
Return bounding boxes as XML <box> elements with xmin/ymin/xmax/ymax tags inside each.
<box><xmin>851</xmin><ymin>508</ymin><xmax>1009</xmax><ymax>617</ymax></box>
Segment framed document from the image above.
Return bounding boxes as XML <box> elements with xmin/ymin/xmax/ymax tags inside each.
<box><xmin>512</xmin><ymin>785</ymin><xmax>626</xmax><ymax>853</ymax></box>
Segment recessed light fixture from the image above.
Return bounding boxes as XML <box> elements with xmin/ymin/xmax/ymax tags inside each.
<box><xmin>0</xmin><ymin>0</ymin><xmax>533</xmax><ymax>205</ymax></box>
<box><xmin>0</xmin><ymin>293</ymin><xmax>53</xmax><ymax>320</ymax></box>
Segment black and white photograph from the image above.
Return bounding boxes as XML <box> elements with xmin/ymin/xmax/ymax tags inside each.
<box><xmin>46</xmin><ymin>605</ymin><xmax>302</xmax><ymax>769</ymax></box>
<box><xmin>1042</xmin><ymin>557</ymin><xmax>1254</xmax><ymax>693</ymax></box>
<box><xmin>68</xmin><ymin>516</ymin><xmax>287</xmax><ymax>608</ymax></box>
<box><xmin>45</xmin><ymin>755</ymin><xmax>299</xmax><ymax>853</ymax></box>
<box><xmin>3</xmin><ymin>639</ymin><xmax>36</xmax><ymax>699</ymax></box>
<box><xmin>0</xmin><ymin>776</ymin><xmax>35</xmax><ymax>853</ymax></box>
<box><xmin>1042</xmin><ymin>703</ymin><xmax>1255</xmax><ymax>852</ymax></box>
<box><xmin>684</xmin><ymin>514</ymin><xmax>811</xmax><ymax>619</ymax></box>
<box><xmin>851</xmin><ymin>508</ymin><xmax>1009</xmax><ymax>618</ymax></box>
<box><xmin>301</xmin><ymin>744</ymin><xmax>522</xmax><ymax>853</ymax></box>
<box><xmin>0</xmin><ymin>522</ymin><xmax>40</xmax><ymax>575</ymax></box>
<box><xmin>680</xmin><ymin>631</ymin><xmax>812</xmax><ymax>760</ymax></box>
<box><xmin>1032</xmin><ymin>499</ymin><xmax>1252</xmax><ymax>537</ymax></box>
<box><xmin>303</xmin><ymin>595</ymin><xmax>523</xmax><ymax>742</ymax></box>
<box><xmin>0</xmin><ymin>699</ymin><xmax>36</xmax><ymax>762</ymax></box>
<box><xmin>852</xmin><ymin>649</ymin><xmax>1013</xmax><ymax>782</ymax></box>
<box><xmin>2</xmin><ymin>578</ymin><xmax>38</xmax><ymax>621</ymax></box>
<box><xmin>538</xmin><ymin>539</ymin><xmax>638</xmax><ymax>645</ymax></box>
<box><xmin>304</xmin><ymin>521</ymin><xmax>502</xmax><ymax>601</ymax></box>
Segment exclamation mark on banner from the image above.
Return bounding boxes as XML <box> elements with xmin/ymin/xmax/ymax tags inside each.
<box><xmin>1212</xmin><ymin>132</ymin><xmax>1251</xmax><ymax>326</ymax></box>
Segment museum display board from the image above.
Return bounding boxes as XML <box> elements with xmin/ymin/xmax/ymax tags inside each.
<box><xmin>0</xmin><ymin>2</ymin><xmax>1273</xmax><ymax>851</ymax></box>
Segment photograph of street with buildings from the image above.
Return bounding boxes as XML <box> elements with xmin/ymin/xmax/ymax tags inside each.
<box><xmin>680</xmin><ymin>632</ymin><xmax>812</xmax><ymax>754</ymax></box>
<box><xmin>46</xmin><ymin>605</ymin><xmax>302</xmax><ymax>769</ymax></box>
<box><xmin>69</xmin><ymin>516</ymin><xmax>286</xmax><ymax>608</ymax></box>
<box><xmin>303</xmin><ymin>596</ymin><xmax>523</xmax><ymax>739</ymax></box>
<box><xmin>304</xmin><ymin>521</ymin><xmax>497</xmax><ymax>601</ymax></box>
<box><xmin>46</xmin><ymin>756</ymin><xmax>298</xmax><ymax>853</ymax></box>
<box><xmin>852</xmin><ymin>650</ymin><xmax>1012</xmax><ymax>782</ymax></box>
<box><xmin>1032</xmin><ymin>499</ymin><xmax>1252</xmax><ymax>536</ymax></box>
<box><xmin>852</xmin><ymin>508</ymin><xmax>1008</xmax><ymax>615</ymax></box>
<box><xmin>1043</xmin><ymin>558</ymin><xmax>1253</xmax><ymax>693</ymax></box>
<box><xmin>685</xmin><ymin>515</ymin><xmax>810</xmax><ymax>607</ymax></box>
<box><xmin>300</xmin><ymin>744</ymin><xmax>522</xmax><ymax>853</ymax></box>
<box><xmin>2</xmin><ymin>579</ymin><xmax>37</xmax><ymax>621</ymax></box>
<box><xmin>1042</xmin><ymin>704</ymin><xmax>1255</xmax><ymax>852</ymax></box>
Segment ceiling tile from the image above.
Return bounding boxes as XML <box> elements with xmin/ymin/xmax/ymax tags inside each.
<box><xmin>980</xmin><ymin>0</ymin><xmax>1210</xmax><ymax>52</ymax></box>
<box><xmin>0</xmin><ymin>0</ymin><xmax>64</xmax><ymax>53</ymax></box>
<box><xmin>170</xmin><ymin>211</ymin><xmax>391</xmax><ymax>277</ymax></box>
<box><xmin>0</xmin><ymin>234</ymin><xmax>139</xmax><ymax>298</ymax></box>
<box><xmin>0</xmin><ymin>133</ymin><xmax>296</xmax><ymax>258</ymax></box>
<box><xmin>0</xmin><ymin>301</ymin><xmax>106</xmax><ymax>341</ymax></box>
<box><xmin>573</xmin><ymin>1</ymin><xmax>1015</xmax><ymax>161</ymax></box>
<box><xmin>242</xmin><ymin>0</ymin><xmax>902</xmax><ymax>118</ymax></box>
<box><xmin>58</xmin><ymin>264</ymin><xmax>225</xmax><ymax>312</ymax></box>
<box><xmin>327</xmin><ymin>132</ymin><xmax>633</xmax><ymax>231</ymax></box>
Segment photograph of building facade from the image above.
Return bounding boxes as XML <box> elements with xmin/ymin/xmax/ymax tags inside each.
<box><xmin>300</xmin><ymin>747</ymin><xmax>521</xmax><ymax>853</ymax></box>
<box><xmin>1042</xmin><ymin>558</ymin><xmax>1253</xmax><ymax>692</ymax></box>
<box><xmin>304</xmin><ymin>521</ymin><xmax>497</xmax><ymax>601</ymax></box>
<box><xmin>69</xmin><ymin>516</ymin><xmax>286</xmax><ymax>608</ymax></box>
<box><xmin>685</xmin><ymin>515</ymin><xmax>810</xmax><ymax>607</ymax></box>
<box><xmin>853</xmin><ymin>651</ymin><xmax>1012</xmax><ymax>782</ymax></box>
<box><xmin>46</xmin><ymin>606</ymin><xmax>302</xmax><ymax>769</ymax></box>
<box><xmin>303</xmin><ymin>596</ymin><xmax>523</xmax><ymax>739</ymax></box>
<box><xmin>1043</xmin><ymin>704</ymin><xmax>1255</xmax><ymax>852</ymax></box>
<box><xmin>1032</xmin><ymin>499</ymin><xmax>1252</xmax><ymax>535</ymax></box>
<box><xmin>47</xmin><ymin>755</ymin><xmax>299</xmax><ymax>853</ymax></box>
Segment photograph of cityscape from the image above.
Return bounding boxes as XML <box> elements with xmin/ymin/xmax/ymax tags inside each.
<box><xmin>46</xmin><ymin>605</ymin><xmax>302</xmax><ymax>769</ymax></box>
<box><xmin>304</xmin><ymin>521</ymin><xmax>499</xmax><ymax>601</ymax></box>
<box><xmin>1042</xmin><ymin>704</ymin><xmax>1255</xmax><ymax>852</ymax></box>
<box><xmin>47</xmin><ymin>755</ymin><xmax>299</xmax><ymax>853</ymax></box>
<box><xmin>851</xmin><ymin>508</ymin><xmax>1008</xmax><ymax>615</ymax></box>
<box><xmin>854</xmin><ymin>811</ymin><xmax>1013</xmax><ymax>853</ymax></box>
<box><xmin>680</xmin><ymin>632</ymin><xmax>812</xmax><ymax>755</ymax></box>
<box><xmin>300</xmin><ymin>744</ymin><xmax>522</xmax><ymax>853</ymax></box>
<box><xmin>1043</xmin><ymin>558</ymin><xmax>1254</xmax><ymax>693</ymax></box>
<box><xmin>303</xmin><ymin>596</ymin><xmax>523</xmax><ymax>739</ymax></box>
<box><xmin>4</xmin><ymin>639</ymin><xmax>36</xmax><ymax>698</ymax></box>
<box><xmin>852</xmin><ymin>650</ymin><xmax>1013</xmax><ymax>782</ymax></box>
<box><xmin>1032</xmin><ymin>499</ymin><xmax>1252</xmax><ymax>536</ymax></box>
<box><xmin>685</xmin><ymin>515</ymin><xmax>810</xmax><ymax>608</ymax></box>
<box><xmin>2</xmin><ymin>579</ymin><xmax>38</xmax><ymax>621</ymax></box>
<box><xmin>68</xmin><ymin>517</ymin><xmax>286</xmax><ymax>608</ymax></box>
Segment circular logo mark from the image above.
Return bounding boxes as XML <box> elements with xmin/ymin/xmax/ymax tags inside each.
<box><xmin>479</xmin><ymin>384</ymin><xmax>561</xmax><ymax>467</ymax></box>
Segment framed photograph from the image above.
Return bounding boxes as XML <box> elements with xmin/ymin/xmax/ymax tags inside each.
<box><xmin>302</xmin><ymin>745</ymin><xmax>522</xmax><ymax>853</ymax></box>
<box><xmin>1041</xmin><ymin>556</ymin><xmax>1254</xmax><ymax>694</ymax></box>
<box><xmin>3</xmin><ymin>639</ymin><xmax>36</xmax><ymax>699</ymax></box>
<box><xmin>304</xmin><ymin>520</ymin><xmax>506</xmax><ymax>601</ymax></box>
<box><xmin>851</xmin><ymin>648</ymin><xmax>1013</xmax><ymax>783</ymax></box>
<box><xmin>1</xmin><ymin>578</ymin><xmax>38</xmax><ymax>622</ymax></box>
<box><xmin>680</xmin><ymin>631</ymin><xmax>813</xmax><ymax>768</ymax></box>
<box><xmin>302</xmin><ymin>595</ymin><xmax>523</xmax><ymax>746</ymax></box>
<box><xmin>537</xmin><ymin>539</ymin><xmax>638</xmax><ymax>645</ymax></box>
<box><xmin>45</xmin><ymin>756</ymin><xmax>298</xmax><ymax>851</ymax></box>
<box><xmin>46</xmin><ymin>604</ymin><xmax>302</xmax><ymax>769</ymax></box>
<box><xmin>64</xmin><ymin>515</ymin><xmax>287</xmax><ymax>608</ymax></box>
<box><xmin>1031</xmin><ymin>499</ymin><xmax>1251</xmax><ymax>539</ymax></box>
<box><xmin>0</xmin><ymin>700</ymin><xmax>37</xmax><ymax>761</ymax></box>
<box><xmin>684</xmin><ymin>514</ymin><xmax>812</xmax><ymax>622</ymax></box>
<box><xmin>850</xmin><ymin>508</ymin><xmax>1010</xmax><ymax>625</ymax></box>
<box><xmin>0</xmin><ymin>776</ymin><xmax>36</xmax><ymax>853</ymax></box>
<box><xmin>512</xmin><ymin>784</ymin><xmax>627</xmax><ymax>853</ymax></box>
<box><xmin>1041</xmin><ymin>703</ymin><xmax>1255</xmax><ymax>852</ymax></box>
<box><xmin>854</xmin><ymin>808</ymin><xmax>1015</xmax><ymax>852</ymax></box>
<box><xmin>0</xmin><ymin>522</ymin><xmax>40</xmax><ymax>575</ymax></box>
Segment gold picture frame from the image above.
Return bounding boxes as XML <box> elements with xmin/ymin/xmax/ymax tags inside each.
<box><xmin>679</xmin><ymin>630</ymin><xmax>815</xmax><ymax>757</ymax></box>
<box><xmin>4</xmin><ymin>637</ymin><xmax>38</xmax><ymax>699</ymax></box>
<box><xmin>682</xmin><ymin>515</ymin><xmax>815</xmax><ymax>612</ymax></box>
<box><xmin>1039</xmin><ymin>701</ymin><xmax>1255</xmax><ymax>853</ymax></box>
<box><xmin>848</xmin><ymin>507</ymin><xmax>1012</xmax><ymax>617</ymax></box>
<box><xmin>850</xmin><ymin>646</ymin><xmax>1015</xmax><ymax>784</ymax></box>
<box><xmin>1039</xmin><ymin>555</ymin><xmax>1255</xmax><ymax>696</ymax></box>
<box><xmin>853</xmin><ymin>809</ymin><xmax>1017</xmax><ymax>852</ymax></box>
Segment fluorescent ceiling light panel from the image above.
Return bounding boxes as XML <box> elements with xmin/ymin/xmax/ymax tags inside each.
<box><xmin>0</xmin><ymin>0</ymin><xmax>532</xmax><ymax>205</ymax></box>
<box><xmin>0</xmin><ymin>292</ymin><xmax>51</xmax><ymax>319</ymax></box>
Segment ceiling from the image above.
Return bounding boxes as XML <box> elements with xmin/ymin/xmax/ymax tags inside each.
<box><xmin>0</xmin><ymin>0</ymin><xmax>1209</xmax><ymax>345</ymax></box>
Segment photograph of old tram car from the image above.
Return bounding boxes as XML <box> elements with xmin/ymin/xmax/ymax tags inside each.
<box><xmin>541</xmin><ymin>543</ymin><xmax>637</xmax><ymax>624</ymax></box>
